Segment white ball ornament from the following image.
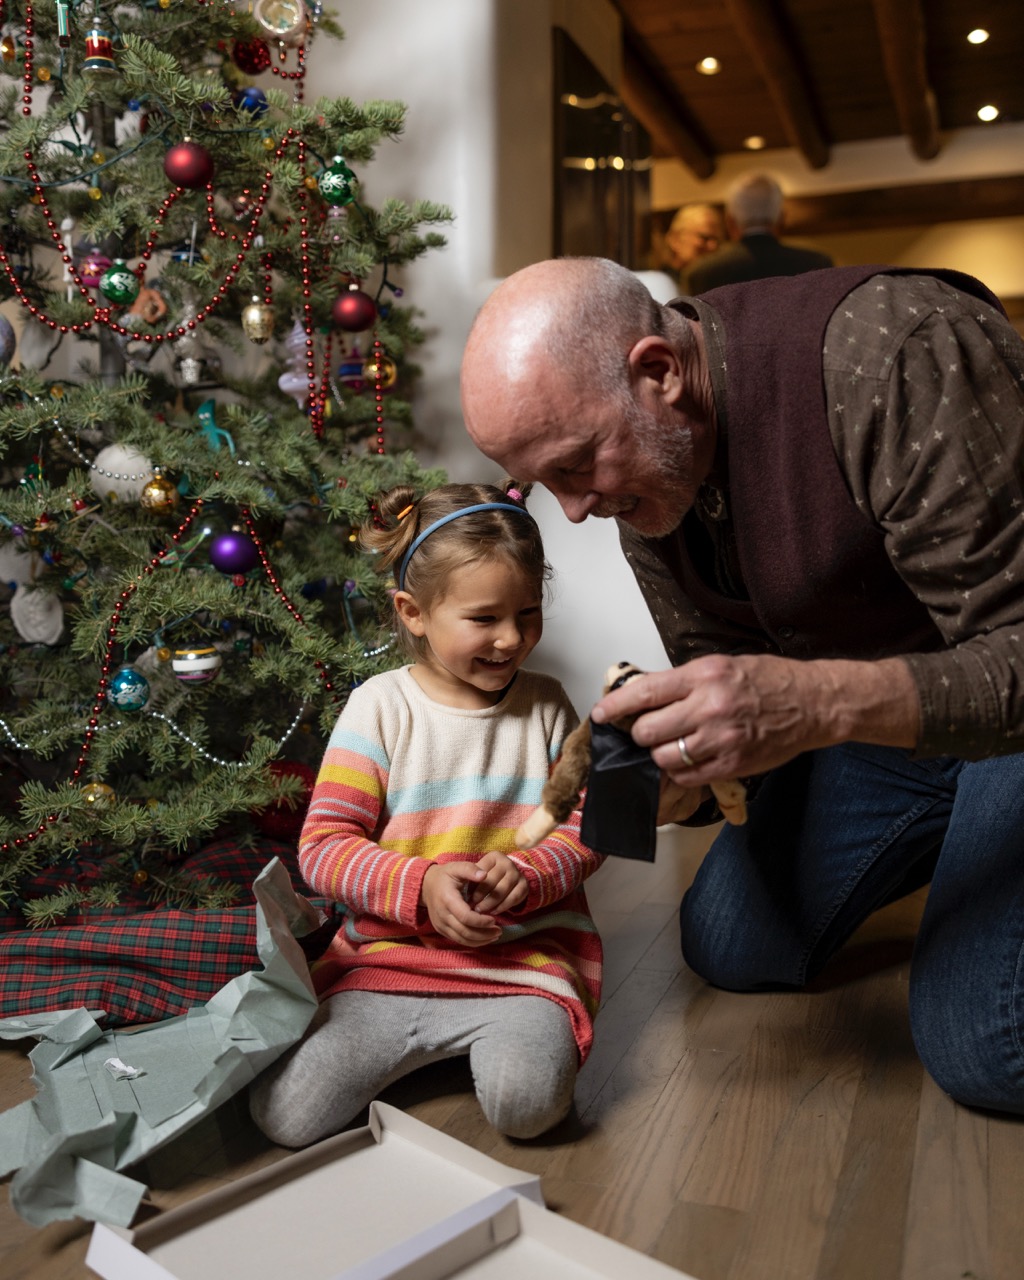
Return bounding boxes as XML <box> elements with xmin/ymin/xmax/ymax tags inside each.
<box><xmin>90</xmin><ymin>444</ymin><xmax>154</xmax><ymax>503</ymax></box>
<box><xmin>10</xmin><ymin>584</ymin><xmax>65</xmax><ymax>644</ymax></box>
<box><xmin>171</xmin><ymin>644</ymin><xmax>223</xmax><ymax>683</ymax></box>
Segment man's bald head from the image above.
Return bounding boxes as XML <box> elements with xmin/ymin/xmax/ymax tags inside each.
<box><xmin>460</xmin><ymin>257</ymin><xmax>713</xmax><ymax>537</ymax></box>
<box><xmin>461</xmin><ymin>257</ymin><xmax>664</xmax><ymax>450</ymax></box>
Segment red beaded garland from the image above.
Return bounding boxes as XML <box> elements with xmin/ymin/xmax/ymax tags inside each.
<box><xmin>232</xmin><ymin>36</ymin><xmax>272</xmax><ymax>74</ymax></box>
<box><xmin>0</xmin><ymin>501</ymin><xmax>206</xmax><ymax>855</ymax></box>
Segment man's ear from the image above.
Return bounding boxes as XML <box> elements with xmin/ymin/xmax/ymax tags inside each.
<box><xmin>626</xmin><ymin>335</ymin><xmax>684</xmax><ymax>407</ymax></box>
<box><xmin>393</xmin><ymin>590</ymin><xmax>427</xmax><ymax>637</ymax></box>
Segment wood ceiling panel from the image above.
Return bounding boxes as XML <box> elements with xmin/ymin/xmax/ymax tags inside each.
<box><xmin>612</xmin><ymin>0</ymin><xmax>1023</xmax><ymax>171</ymax></box>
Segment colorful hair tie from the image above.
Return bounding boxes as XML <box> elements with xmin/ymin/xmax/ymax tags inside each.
<box><xmin>396</xmin><ymin>504</ymin><xmax>414</xmax><ymax>520</ymax></box>
<box><xmin>506</xmin><ymin>488</ymin><xmax>523</xmax><ymax>503</ymax></box>
<box><xmin>397</xmin><ymin>502</ymin><xmax>534</xmax><ymax>591</ymax></box>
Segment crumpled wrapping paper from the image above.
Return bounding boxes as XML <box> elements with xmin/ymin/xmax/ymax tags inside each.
<box><xmin>0</xmin><ymin>857</ymin><xmax>319</xmax><ymax>1227</ymax></box>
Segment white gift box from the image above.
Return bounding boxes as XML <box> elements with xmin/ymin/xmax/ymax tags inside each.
<box><xmin>86</xmin><ymin>1102</ymin><xmax>694</xmax><ymax>1280</ymax></box>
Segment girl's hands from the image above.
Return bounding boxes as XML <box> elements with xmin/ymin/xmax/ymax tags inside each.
<box><xmin>466</xmin><ymin>851</ymin><xmax>528</xmax><ymax>915</ymax></box>
<box><xmin>420</xmin><ymin>854</ymin><xmax>528</xmax><ymax>947</ymax></box>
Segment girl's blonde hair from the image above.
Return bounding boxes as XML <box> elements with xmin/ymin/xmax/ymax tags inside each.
<box><xmin>360</xmin><ymin>480</ymin><xmax>549</xmax><ymax>657</ymax></box>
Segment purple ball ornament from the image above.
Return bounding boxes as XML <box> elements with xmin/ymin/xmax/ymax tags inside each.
<box><xmin>79</xmin><ymin>249</ymin><xmax>112</xmax><ymax>288</ymax></box>
<box><xmin>209</xmin><ymin>530</ymin><xmax>260</xmax><ymax>575</ymax></box>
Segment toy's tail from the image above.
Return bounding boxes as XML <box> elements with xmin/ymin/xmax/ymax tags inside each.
<box><xmin>515</xmin><ymin>718</ymin><xmax>592</xmax><ymax>849</ymax></box>
<box><xmin>710</xmin><ymin>779</ymin><xmax>747</xmax><ymax>825</ymax></box>
<box><xmin>515</xmin><ymin>806</ymin><xmax>559</xmax><ymax>850</ymax></box>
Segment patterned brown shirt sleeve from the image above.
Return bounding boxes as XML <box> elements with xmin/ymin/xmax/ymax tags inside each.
<box><xmin>619</xmin><ymin>274</ymin><xmax>1024</xmax><ymax>760</ymax></box>
<box><xmin>824</xmin><ymin>275</ymin><xmax>1024</xmax><ymax>757</ymax></box>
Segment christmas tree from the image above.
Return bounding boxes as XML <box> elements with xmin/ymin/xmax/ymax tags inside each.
<box><xmin>0</xmin><ymin>0</ymin><xmax>449</xmax><ymax>927</ymax></box>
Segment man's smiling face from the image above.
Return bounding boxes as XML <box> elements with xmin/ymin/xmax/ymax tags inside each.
<box><xmin>466</xmin><ymin>380</ymin><xmax>699</xmax><ymax>539</ymax></box>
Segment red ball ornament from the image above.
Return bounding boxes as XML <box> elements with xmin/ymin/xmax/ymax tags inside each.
<box><xmin>164</xmin><ymin>139</ymin><xmax>215</xmax><ymax>190</ymax></box>
<box><xmin>255</xmin><ymin>760</ymin><xmax>317</xmax><ymax>841</ymax></box>
<box><xmin>331</xmin><ymin>288</ymin><xmax>377</xmax><ymax>332</ymax></box>
<box><xmin>233</xmin><ymin>36</ymin><xmax>272</xmax><ymax>74</ymax></box>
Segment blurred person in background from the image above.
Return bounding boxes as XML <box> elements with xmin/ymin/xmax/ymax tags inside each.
<box><xmin>661</xmin><ymin>202</ymin><xmax>725</xmax><ymax>292</ymax></box>
<box><xmin>688</xmin><ymin>172</ymin><xmax>832</xmax><ymax>292</ymax></box>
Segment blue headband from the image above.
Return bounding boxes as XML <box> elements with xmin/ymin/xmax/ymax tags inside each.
<box><xmin>397</xmin><ymin>502</ymin><xmax>533</xmax><ymax>591</ymax></box>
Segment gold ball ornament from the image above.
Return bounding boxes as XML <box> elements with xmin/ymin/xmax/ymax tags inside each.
<box><xmin>82</xmin><ymin>781</ymin><xmax>115</xmax><ymax>807</ymax></box>
<box><xmin>139</xmin><ymin>467</ymin><xmax>178</xmax><ymax>514</ymax></box>
<box><xmin>363</xmin><ymin>354</ymin><xmax>398</xmax><ymax>388</ymax></box>
<box><xmin>241</xmin><ymin>296</ymin><xmax>275</xmax><ymax>344</ymax></box>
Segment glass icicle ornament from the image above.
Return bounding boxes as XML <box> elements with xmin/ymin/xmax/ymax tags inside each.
<box><xmin>277</xmin><ymin>317</ymin><xmax>309</xmax><ymax>406</ymax></box>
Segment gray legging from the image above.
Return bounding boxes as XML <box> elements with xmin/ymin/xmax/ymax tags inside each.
<box><xmin>249</xmin><ymin>990</ymin><xmax>578</xmax><ymax>1147</ymax></box>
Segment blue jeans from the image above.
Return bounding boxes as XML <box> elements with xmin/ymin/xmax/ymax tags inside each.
<box><xmin>679</xmin><ymin>743</ymin><xmax>1024</xmax><ymax>1115</ymax></box>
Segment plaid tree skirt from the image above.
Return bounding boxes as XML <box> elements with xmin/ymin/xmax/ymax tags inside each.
<box><xmin>0</xmin><ymin>838</ymin><xmax>337</xmax><ymax>1027</ymax></box>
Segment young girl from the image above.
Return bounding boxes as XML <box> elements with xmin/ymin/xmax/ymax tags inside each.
<box><xmin>250</xmin><ymin>481</ymin><xmax>604</xmax><ymax>1146</ymax></box>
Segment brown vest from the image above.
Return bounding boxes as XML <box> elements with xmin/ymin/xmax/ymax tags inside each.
<box><xmin>657</xmin><ymin>266</ymin><xmax>1003</xmax><ymax>660</ymax></box>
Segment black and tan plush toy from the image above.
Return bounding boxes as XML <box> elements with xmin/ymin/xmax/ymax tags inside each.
<box><xmin>515</xmin><ymin>662</ymin><xmax>747</xmax><ymax>861</ymax></box>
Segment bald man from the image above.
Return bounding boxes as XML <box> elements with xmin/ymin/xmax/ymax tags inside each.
<box><xmin>461</xmin><ymin>255</ymin><xmax>1024</xmax><ymax>1117</ymax></box>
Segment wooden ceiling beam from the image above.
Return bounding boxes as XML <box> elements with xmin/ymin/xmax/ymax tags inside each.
<box><xmin>783</xmin><ymin>174</ymin><xmax>1024</xmax><ymax>234</ymax></box>
<box><xmin>870</xmin><ymin>0</ymin><xmax>941</xmax><ymax>160</ymax></box>
<box><xmin>724</xmin><ymin>0</ymin><xmax>829</xmax><ymax>170</ymax></box>
<box><xmin>620</xmin><ymin>34</ymin><xmax>716</xmax><ymax>181</ymax></box>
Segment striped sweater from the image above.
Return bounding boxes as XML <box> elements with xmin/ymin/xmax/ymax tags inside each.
<box><xmin>299</xmin><ymin>666</ymin><xmax>605</xmax><ymax>1061</ymax></box>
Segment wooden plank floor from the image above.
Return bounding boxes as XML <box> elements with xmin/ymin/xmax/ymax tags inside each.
<box><xmin>3</xmin><ymin>824</ymin><xmax>1024</xmax><ymax>1279</ymax></box>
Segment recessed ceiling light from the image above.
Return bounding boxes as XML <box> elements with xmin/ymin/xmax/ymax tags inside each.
<box><xmin>743</xmin><ymin>135</ymin><xmax>766</xmax><ymax>150</ymax></box>
<box><xmin>696</xmin><ymin>57</ymin><xmax>721</xmax><ymax>75</ymax></box>
<box><xmin>967</xmin><ymin>28</ymin><xmax>989</xmax><ymax>44</ymax></box>
<box><xmin>978</xmin><ymin>104</ymin><xmax>1000</xmax><ymax>121</ymax></box>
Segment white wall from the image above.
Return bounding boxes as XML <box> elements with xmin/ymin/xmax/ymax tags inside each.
<box><xmin>307</xmin><ymin>2</ymin><xmax>667</xmax><ymax>715</ymax></box>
